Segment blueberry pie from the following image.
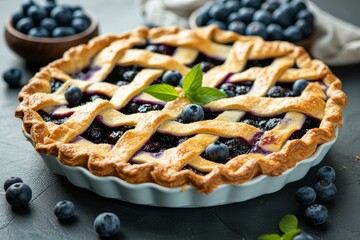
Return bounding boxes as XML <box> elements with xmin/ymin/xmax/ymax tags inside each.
<box><xmin>16</xmin><ymin>26</ymin><xmax>347</xmax><ymax>193</ymax></box>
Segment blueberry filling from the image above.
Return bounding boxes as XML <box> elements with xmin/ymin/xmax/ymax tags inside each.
<box><xmin>81</xmin><ymin>119</ymin><xmax>133</xmax><ymax>144</ymax></box>
<box><xmin>181</xmin><ymin>165</ymin><xmax>206</xmax><ymax>176</ymax></box>
<box><xmin>289</xmin><ymin>116</ymin><xmax>320</xmax><ymax>140</ymax></box>
<box><xmin>219</xmin><ymin>81</ymin><xmax>253</xmax><ymax>96</ymax></box>
<box><xmin>220</xmin><ymin>137</ymin><xmax>251</xmax><ymax>159</ymax></box>
<box><xmin>134</xmin><ymin>43</ymin><xmax>176</xmax><ymax>56</ymax></box>
<box><xmin>70</xmin><ymin>65</ymin><xmax>101</xmax><ymax>80</ymax></box>
<box><xmin>78</xmin><ymin>93</ymin><xmax>110</xmax><ymax>105</ymax></box>
<box><xmin>141</xmin><ymin>133</ymin><xmax>189</xmax><ymax>152</ymax></box>
<box><xmin>120</xmin><ymin>101</ymin><xmax>164</xmax><ymax>114</ymax></box>
<box><xmin>188</xmin><ymin>52</ymin><xmax>224</xmax><ymax>71</ymax></box>
<box><xmin>104</xmin><ymin>65</ymin><xmax>143</xmax><ymax>86</ymax></box>
<box><xmin>243</xmin><ymin>58</ymin><xmax>274</xmax><ymax>70</ymax></box>
<box><xmin>240</xmin><ymin>113</ymin><xmax>285</xmax><ymax>131</ymax></box>
<box><xmin>50</xmin><ymin>79</ymin><xmax>64</xmax><ymax>93</ymax></box>
<box><xmin>37</xmin><ymin>110</ymin><xmax>69</xmax><ymax>125</ymax></box>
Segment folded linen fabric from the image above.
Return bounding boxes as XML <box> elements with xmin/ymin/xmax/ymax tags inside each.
<box><xmin>139</xmin><ymin>0</ymin><xmax>360</xmax><ymax>66</ymax></box>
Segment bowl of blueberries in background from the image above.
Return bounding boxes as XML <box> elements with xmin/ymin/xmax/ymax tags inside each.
<box><xmin>189</xmin><ymin>0</ymin><xmax>315</xmax><ymax>46</ymax></box>
<box><xmin>4</xmin><ymin>0</ymin><xmax>99</xmax><ymax>67</ymax></box>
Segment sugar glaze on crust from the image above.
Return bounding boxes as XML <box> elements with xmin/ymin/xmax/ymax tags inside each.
<box><xmin>16</xmin><ymin>26</ymin><xmax>347</xmax><ymax>193</ymax></box>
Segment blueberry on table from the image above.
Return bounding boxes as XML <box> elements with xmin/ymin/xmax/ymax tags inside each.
<box><xmin>16</xmin><ymin>17</ymin><xmax>34</xmax><ymax>34</ymax></box>
<box><xmin>317</xmin><ymin>166</ymin><xmax>336</xmax><ymax>182</ymax></box>
<box><xmin>293</xmin><ymin>232</ymin><xmax>314</xmax><ymax>240</ymax></box>
<box><xmin>180</xmin><ymin>104</ymin><xmax>204</xmax><ymax>123</ymax></box>
<box><xmin>205</xmin><ymin>142</ymin><xmax>230</xmax><ymax>163</ymax></box>
<box><xmin>209</xmin><ymin>3</ymin><xmax>231</xmax><ymax>22</ymax></box>
<box><xmin>40</xmin><ymin>18</ymin><xmax>58</xmax><ymax>32</ymax></box>
<box><xmin>71</xmin><ymin>18</ymin><xmax>90</xmax><ymax>33</ymax></box>
<box><xmin>245</xmin><ymin>21</ymin><xmax>268</xmax><ymax>39</ymax></box>
<box><xmin>242</xmin><ymin>0</ymin><xmax>262</xmax><ymax>9</ymax></box>
<box><xmin>252</xmin><ymin>9</ymin><xmax>273</xmax><ymax>25</ymax></box>
<box><xmin>28</xmin><ymin>27</ymin><xmax>50</xmax><ymax>38</ymax></box>
<box><xmin>295</xmin><ymin>19</ymin><xmax>313</xmax><ymax>37</ymax></box>
<box><xmin>295</xmin><ymin>186</ymin><xmax>316</xmax><ymax>205</ymax></box>
<box><xmin>2</xmin><ymin>67</ymin><xmax>22</xmax><ymax>88</ymax></box>
<box><xmin>5</xmin><ymin>183</ymin><xmax>32</xmax><ymax>208</ymax></box>
<box><xmin>162</xmin><ymin>70</ymin><xmax>182</xmax><ymax>86</ymax></box>
<box><xmin>297</xmin><ymin>9</ymin><xmax>314</xmax><ymax>24</ymax></box>
<box><xmin>272</xmin><ymin>6</ymin><xmax>293</xmax><ymax>28</ymax></box>
<box><xmin>3</xmin><ymin>177</ymin><xmax>23</xmax><ymax>191</ymax></box>
<box><xmin>304</xmin><ymin>204</ymin><xmax>328</xmax><ymax>225</ymax></box>
<box><xmin>314</xmin><ymin>180</ymin><xmax>337</xmax><ymax>201</ymax></box>
<box><xmin>238</xmin><ymin>7</ymin><xmax>256</xmax><ymax>23</ymax></box>
<box><xmin>52</xmin><ymin>26</ymin><xmax>76</xmax><ymax>37</ymax></box>
<box><xmin>292</xmin><ymin>79</ymin><xmax>309</xmax><ymax>96</ymax></box>
<box><xmin>227</xmin><ymin>21</ymin><xmax>246</xmax><ymax>35</ymax></box>
<box><xmin>50</xmin><ymin>6</ymin><xmax>72</xmax><ymax>26</ymax></box>
<box><xmin>283</xmin><ymin>25</ymin><xmax>303</xmax><ymax>42</ymax></box>
<box><xmin>64</xmin><ymin>85</ymin><xmax>83</xmax><ymax>106</ymax></box>
<box><xmin>266</xmin><ymin>23</ymin><xmax>283</xmax><ymax>40</ymax></box>
<box><xmin>94</xmin><ymin>212</ymin><xmax>121</xmax><ymax>237</ymax></box>
<box><xmin>291</xmin><ymin>0</ymin><xmax>307</xmax><ymax>15</ymax></box>
<box><xmin>11</xmin><ymin>12</ymin><xmax>24</xmax><ymax>25</ymax></box>
<box><xmin>54</xmin><ymin>200</ymin><xmax>75</xmax><ymax>220</ymax></box>
<box><xmin>27</xmin><ymin>5</ymin><xmax>47</xmax><ymax>23</ymax></box>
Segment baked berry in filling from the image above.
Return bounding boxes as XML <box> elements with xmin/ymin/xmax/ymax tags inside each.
<box><xmin>120</xmin><ymin>100</ymin><xmax>164</xmax><ymax>114</ymax></box>
<box><xmin>134</xmin><ymin>43</ymin><xmax>176</xmax><ymax>56</ymax></box>
<box><xmin>37</xmin><ymin>111</ymin><xmax>69</xmax><ymax>125</ymax></box>
<box><xmin>218</xmin><ymin>81</ymin><xmax>253</xmax><ymax>96</ymax></box>
<box><xmin>240</xmin><ymin>113</ymin><xmax>285</xmax><ymax>131</ymax></box>
<box><xmin>141</xmin><ymin>133</ymin><xmax>189</xmax><ymax>153</ymax></box>
<box><xmin>104</xmin><ymin>65</ymin><xmax>142</xmax><ymax>86</ymax></box>
<box><xmin>70</xmin><ymin>65</ymin><xmax>101</xmax><ymax>80</ymax></box>
<box><xmin>188</xmin><ymin>52</ymin><xmax>225</xmax><ymax>71</ymax></box>
<box><xmin>289</xmin><ymin>117</ymin><xmax>320</xmax><ymax>140</ymax></box>
<box><xmin>50</xmin><ymin>79</ymin><xmax>64</xmax><ymax>93</ymax></box>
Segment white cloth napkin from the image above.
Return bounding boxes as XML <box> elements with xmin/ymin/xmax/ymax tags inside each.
<box><xmin>139</xmin><ymin>0</ymin><xmax>360</xmax><ymax>66</ymax></box>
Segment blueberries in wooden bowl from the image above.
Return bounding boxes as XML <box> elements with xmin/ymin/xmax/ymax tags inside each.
<box><xmin>5</xmin><ymin>0</ymin><xmax>99</xmax><ymax>67</ymax></box>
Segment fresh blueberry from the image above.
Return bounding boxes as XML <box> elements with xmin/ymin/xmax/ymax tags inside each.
<box><xmin>72</xmin><ymin>10</ymin><xmax>91</xmax><ymax>22</ymax></box>
<box><xmin>293</xmin><ymin>232</ymin><xmax>314</xmax><ymax>240</ymax></box>
<box><xmin>237</xmin><ymin>7</ymin><xmax>256</xmax><ymax>23</ymax></box>
<box><xmin>317</xmin><ymin>166</ymin><xmax>336</xmax><ymax>182</ymax></box>
<box><xmin>162</xmin><ymin>71</ymin><xmax>182</xmax><ymax>86</ymax></box>
<box><xmin>16</xmin><ymin>17</ymin><xmax>34</xmax><ymax>34</ymax></box>
<box><xmin>304</xmin><ymin>204</ymin><xmax>328</xmax><ymax>225</ymax></box>
<box><xmin>70</xmin><ymin>5</ymin><xmax>83</xmax><ymax>12</ymax></box>
<box><xmin>295</xmin><ymin>19</ymin><xmax>313</xmax><ymax>37</ymax></box>
<box><xmin>266</xmin><ymin>23</ymin><xmax>283</xmax><ymax>40</ymax></box>
<box><xmin>64</xmin><ymin>85</ymin><xmax>83</xmax><ymax>106</ymax></box>
<box><xmin>28</xmin><ymin>27</ymin><xmax>50</xmax><ymax>38</ymax></box>
<box><xmin>40</xmin><ymin>18</ymin><xmax>58</xmax><ymax>33</ymax></box>
<box><xmin>205</xmin><ymin>142</ymin><xmax>230</xmax><ymax>163</ymax></box>
<box><xmin>292</xmin><ymin>79</ymin><xmax>309</xmax><ymax>96</ymax></box>
<box><xmin>4</xmin><ymin>177</ymin><xmax>23</xmax><ymax>191</ymax></box>
<box><xmin>297</xmin><ymin>9</ymin><xmax>314</xmax><ymax>24</ymax></box>
<box><xmin>209</xmin><ymin>3</ymin><xmax>230</xmax><ymax>22</ymax></box>
<box><xmin>2</xmin><ymin>67</ymin><xmax>22</xmax><ymax>88</ymax></box>
<box><xmin>21</xmin><ymin>0</ymin><xmax>36</xmax><ymax>15</ymax></box>
<box><xmin>11</xmin><ymin>12</ymin><xmax>24</xmax><ymax>26</ymax></box>
<box><xmin>227</xmin><ymin>12</ymin><xmax>243</xmax><ymax>23</ymax></box>
<box><xmin>252</xmin><ymin>10</ymin><xmax>273</xmax><ymax>25</ymax></box>
<box><xmin>245</xmin><ymin>21</ymin><xmax>268</xmax><ymax>39</ymax></box>
<box><xmin>181</xmin><ymin>104</ymin><xmax>204</xmax><ymax>123</ymax></box>
<box><xmin>243</xmin><ymin>0</ymin><xmax>262</xmax><ymax>9</ymax></box>
<box><xmin>52</xmin><ymin>27</ymin><xmax>76</xmax><ymax>37</ymax></box>
<box><xmin>50</xmin><ymin>6</ymin><xmax>72</xmax><ymax>26</ymax></box>
<box><xmin>71</xmin><ymin>18</ymin><xmax>90</xmax><ymax>33</ymax></box>
<box><xmin>273</xmin><ymin>5</ymin><xmax>292</xmax><ymax>28</ymax></box>
<box><xmin>291</xmin><ymin>0</ymin><xmax>307</xmax><ymax>15</ymax></box>
<box><xmin>227</xmin><ymin>21</ymin><xmax>246</xmax><ymax>35</ymax></box>
<box><xmin>27</xmin><ymin>5</ymin><xmax>47</xmax><ymax>23</ymax></box>
<box><xmin>94</xmin><ymin>212</ymin><xmax>121</xmax><ymax>237</ymax></box>
<box><xmin>314</xmin><ymin>180</ymin><xmax>337</xmax><ymax>201</ymax></box>
<box><xmin>5</xmin><ymin>183</ymin><xmax>32</xmax><ymax>208</ymax></box>
<box><xmin>207</xmin><ymin>20</ymin><xmax>227</xmax><ymax>30</ymax></box>
<box><xmin>295</xmin><ymin>186</ymin><xmax>316</xmax><ymax>205</ymax></box>
<box><xmin>54</xmin><ymin>200</ymin><xmax>75</xmax><ymax>220</ymax></box>
<box><xmin>43</xmin><ymin>1</ymin><xmax>56</xmax><ymax>13</ymax></box>
<box><xmin>225</xmin><ymin>1</ymin><xmax>242</xmax><ymax>13</ymax></box>
<box><xmin>261</xmin><ymin>1</ymin><xmax>279</xmax><ymax>13</ymax></box>
<box><xmin>267</xmin><ymin>86</ymin><xmax>285</xmax><ymax>97</ymax></box>
<box><xmin>196</xmin><ymin>11</ymin><xmax>210</xmax><ymax>27</ymax></box>
<box><xmin>283</xmin><ymin>25</ymin><xmax>303</xmax><ymax>42</ymax></box>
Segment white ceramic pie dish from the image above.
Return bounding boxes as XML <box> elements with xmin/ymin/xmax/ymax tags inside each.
<box><xmin>23</xmin><ymin>129</ymin><xmax>337</xmax><ymax>208</ymax></box>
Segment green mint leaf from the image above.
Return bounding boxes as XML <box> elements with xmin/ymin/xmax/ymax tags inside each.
<box><xmin>142</xmin><ymin>84</ymin><xmax>178</xmax><ymax>102</ymax></box>
<box><xmin>279</xmin><ymin>214</ymin><xmax>299</xmax><ymax>234</ymax></box>
<box><xmin>257</xmin><ymin>234</ymin><xmax>282</xmax><ymax>240</ymax></box>
<box><xmin>182</xmin><ymin>64</ymin><xmax>203</xmax><ymax>92</ymax></box>
<box><xmin>282</xmin><ymin>229</ymin><xmax>301</xmax><ymax>240</ymax></box>
<box><xmin>186</xmin><ymin>87</ymin><xmax>227</xmax><ymax>105</ymax></box>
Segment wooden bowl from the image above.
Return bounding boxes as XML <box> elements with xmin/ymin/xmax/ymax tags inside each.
<box><xmin>4</xmin><ymin>12</ymin><xmax>99</xmax><ymax>67</ymax></box>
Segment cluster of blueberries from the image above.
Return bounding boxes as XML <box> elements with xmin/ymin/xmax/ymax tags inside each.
<box><xmin>3</xmin><ymin>176</ymin><xmax>121</xmax><ymax>237</ymax></box>
<box><xmin>296</xmin><ymin>166</ymin><xmax>337</xmax><ymax>227</ymax></box>
<box><xmin>12</xmin><ymin>0</ymin><xmax>92</xmax><ymax>38</ymax></box>
<box><xmin>196</xmin><ymin>0</ymin><xmax>314</xmax><ymax>43</ymax></box>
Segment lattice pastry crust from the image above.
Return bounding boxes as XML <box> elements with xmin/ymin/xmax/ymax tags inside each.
<box><xmin>16</xmin><ymin>26</ymin><xmax>347</xmax><ymax>193</ymax></box>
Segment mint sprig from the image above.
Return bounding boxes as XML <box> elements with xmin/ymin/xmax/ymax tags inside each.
<box><xmin>257</xmin><ymin>214</ymin><xmax>302</xmax><ymax>240</ymax></box>
<box><xmin>142</xmin><ymin>64</ymin><xmax>227</xmax><ymax>105</ymax></box>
